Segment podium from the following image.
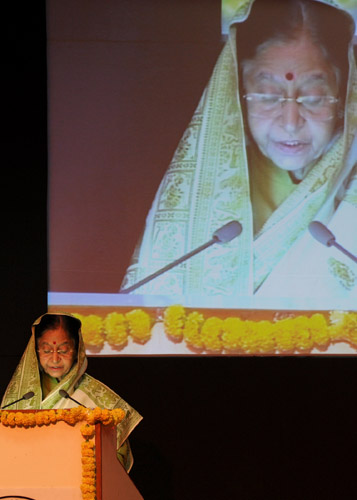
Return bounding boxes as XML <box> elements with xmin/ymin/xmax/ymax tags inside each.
<box><xmin>0</xmin><ymin>410</ymin><xmax>143</xmax><ymax>500</ymax></box>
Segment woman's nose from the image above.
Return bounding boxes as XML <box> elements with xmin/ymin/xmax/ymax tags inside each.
<box><xmin>51</xmin><ymin>351</ymin><xmax>60</xmax><ymax>363</ymax></box>
<box><xmin>280</xmin><ymin>99</ymin><xmax>304</xmax><ymax>133</ymax></box>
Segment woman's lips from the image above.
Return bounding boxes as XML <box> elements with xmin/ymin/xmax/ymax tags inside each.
<box><xmin>273</xmin><ymin>140</ymin><xmax>310</xmax><ymax>155</ymax></box>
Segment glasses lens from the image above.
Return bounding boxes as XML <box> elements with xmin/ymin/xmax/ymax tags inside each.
<box><xmin>298</xmin><ymin>96</ymin><xmax>337</xmax><ymax>120</ymax></box>
<box><xmin>244</xmin><ymin>94</ymin><xmax>337</xmax><ymax>121</ymax></box>
<box><xmin>38</xmin><ymin>347</ymin><xmax>73</xmax><ymax>356</ymax></box>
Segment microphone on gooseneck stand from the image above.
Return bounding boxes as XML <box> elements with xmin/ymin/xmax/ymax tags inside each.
<box><xmin>1</xmin><ymin>391</ymin><xmax>35</xmax><ymax>409</ymax></box>
<box><xmin>308</xmin><ymin>221</ymin><xmax>357</xmax><ymax>264</ymax></box>
<box><xmin>59</xmin><ymin>389</ymin><xmax>87</xmax><ymax>408</ymax></box>
<box><xmin>119</xmin><ymin>220</ymin><xmax>243</xmax><ymax>293</ymax></box>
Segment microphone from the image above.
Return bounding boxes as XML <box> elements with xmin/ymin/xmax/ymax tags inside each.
<box><xmin>59</xmin><ymin>389</ymin><xmax>87</xmax><ymax>408</ymax></box>
<box><xmin>308</xmin><ymin>221</ymin><xmax>357</xmax><ymax>264</ymax></box>
<box><xmin>120</xmin><ymin>220</ymin><xmax>243</xmax><ymax>294</ymax></box>
<box><xmin>1</xmin><ymin>391</ymin><xmax>35</xmax><ymax>409</ymax></box>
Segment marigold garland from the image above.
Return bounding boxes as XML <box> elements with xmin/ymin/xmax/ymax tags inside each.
<box><xmin>74</xmin><ymin>310</ymin><xmax>152</xmax><ymax>349</ymax></box>
<box><xmin>0</xmin><ymin>407</ymin><xmax>125</xmax><ymax>500</ymax></box>
<box><xmin>163</xmin><ymin>306</ymin><xmax>357</xmax><ymax>355</ymax></box>
<box><xmin>67</xmin><ymin>307</ymin><xmax>357</xmax><ymax>355</ymax></box>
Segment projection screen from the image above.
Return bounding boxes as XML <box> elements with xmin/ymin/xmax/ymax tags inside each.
<box><xmin>48</xmin><ymin>0</ymin><xmax>357</xmax><ymax>356</ymax></box>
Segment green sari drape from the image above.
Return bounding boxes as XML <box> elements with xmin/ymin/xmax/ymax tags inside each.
<box><xmin>1</xmin><ymin>312</ymin><xmax>142</xmax><ymax>472</ymax></box>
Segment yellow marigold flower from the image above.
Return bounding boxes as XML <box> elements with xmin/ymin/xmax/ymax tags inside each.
<box><xmin>82</xmin><ymin>494</ymin><xmax>96</xmax><ymax>500</ymax></box>
<box><xmin>254</xmin><ymin>320</ymin><xmax>276</xmax><ymax>354</ymax></box>
<box><xmin>80</xmin><ymin>314</ymin><xmax>105</xmax><ymax>349</ymax></box>
<box><xmin>104</xmin><ymin>312</ymin><xmax>128</xmax><ymax>348</ymax></box>
<box><xmin>329</xmin><ymin>311</ymin><xmax>357</xmax><ymax>345</ymax></box>
<box><xmin>99</xmin><ymin>409</ymin><xmax>113</xmax><ymax>426</ymax></box>
<box><xmin>291</xmin><ymin>316</ymin><xmax>314</xmax><ymax>351</ymax></box>
<box><xmin>82</xmin><ymin>439</ymin><xmax>95</xmax><ymax>449</ymax></box>
<box><xmin>0</xmin><ymin>411</ymin><xmax>8</xmax><ymax>425</ymax></box>
<box><xmin>20</xmin><ymin>413</ymin><xmax>30</xmax><ymax>427</ymax></box>
<box><xmin>238</xmin><ymin>320</ymin><xmax>265</xmax><ymax>354</ymax></box>
<box><xmin>27</xmin><ymin>412</ymin><xmax>37</xmax><ymax>427</ymax></box>
<box><xmin>81</xmin><ymin>424</ymin><xmax>96</xmax><ymax>439</ymax></box>
<box><xmin>345</xmin><ymin>314</ymin><xmax>357</xmax><ymax>345</ymax></box>
<box><xmin>112</xmin><ymin>408</ymin><xmax>125</xmax><ymax>425</ymax></box>
<box><xmin>82</xmin><ymin>456</ymin><xmax>96</xmax><ymax>466</ymax></box>
<box><xmin>201</xmin><ymin>317</ymin><xmax>223</xmax><ymax>353</ymax></box>
<box><xmin>35</xmin><ymin>411</ymin><xmax>51</xmax><ymax>426</ymax></box>
<box><xmin>309</xmin><ymin>314</ymin><xmax>330</xmax><ymax>348</ymax></box>
<box><xmin>222</xmin><ymin>317</ymin><xmax>248</xmax><ymax>353</ymax></box>
<box><xmin>273</xmin><ymin>319</ymin><xmax>295</xmax><ymax>353</ymax></box>
<box><xmin>64</xmin><ymin>407</ymin><xmax>85</xmax><ymax>425</ymax></box>
<box><xmin>55</xmin><ymin>409</ymin><xmax>65</xmax><ymax>421</ymax></box>
<box><xmin>82</xmin><ymin>449</ymin><xmax>95</xmax><ymax>458</ymax></box>
<box><xmin>81</xmin><ymin>484</ymin><xmax>96</xmax><ymax>493</ymax></box>
<box><xmin>183</xmin><ymin>311</ymin><xmax>204</xmax><ymax>350</ymax></box>
<box><xmin>86</xmin><ymin>407</ymin><xmax>103</xmax><ymax>425</ymax></box>
<box><xmin>82</xmin><ymin>476</ymin><xmax>96</xmax><ymax>486</ymax></box>
<box><xmin>82</xmin><ymin>463</ymin><xmax>96</xmax><ymax>473</ymax></box>
<box><xmin>126</xmin><ymin>309</ymin><xmax>152</xmax><ymax>343</ymax></box>
<box><xmin>48</xmin><ymin>409</ymin><xmax>57</xmax><ymax>424</ymax></box>
<box><xmin>164</xmin><ymin>304</ymin><xmax>186</xmax><ymax>342</ymax></box>
<box><xmin>7</xmin><ymin>413</ymin><xmax>16</xmax><ymax>427</ymax></box>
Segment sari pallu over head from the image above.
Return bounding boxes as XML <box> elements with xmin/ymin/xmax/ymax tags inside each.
<box><xmin>1</xmin><ymin>312</ymin><xmax>142</xmax><ymax>471</ymax></box>
<box><xmin>122</xmin><ymin>0</ymin><xmax>357</xmax><ymax>302</ymax></box>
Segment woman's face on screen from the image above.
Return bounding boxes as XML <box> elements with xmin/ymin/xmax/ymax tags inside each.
<box><xmin>243</xmin><ymin>36</ymin><xmax>339</xmax><ymax>171</ymax></box>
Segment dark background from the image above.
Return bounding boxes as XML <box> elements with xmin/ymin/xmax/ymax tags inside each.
<box><xmin>47</xmin><ymin>0</ymin><xmax>223</xmax><ymax>293</ymax></box>
<box><xmin>2</xmin><ymin>1</ymin><xmax>357</xmax><ymax>499</ymax></box>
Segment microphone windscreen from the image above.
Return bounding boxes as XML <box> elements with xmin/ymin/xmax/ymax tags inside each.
<box><xmin>308</xmin><ymin>221</ymin><xmax>335</xmax><ymax>247</ymax></box>
<box><xmin>213</xmin><ymin>220</ymin><xmax>242</xmax><ymax>243</ymax></box>
<box><xmin>23</xmin><ymin>391</ymin><xmax>35</xmax><ymax>400</ymax></box>
<box><xmin>59</xmin><ymin>389</ymin><xmax>69</xmax><ymax>398</ymax></box>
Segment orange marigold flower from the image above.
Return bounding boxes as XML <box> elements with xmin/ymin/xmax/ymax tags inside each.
<box><xmin>81</xmin><ymin>424</ymin><xmax>96</xmax><ymax>439</ymax></box>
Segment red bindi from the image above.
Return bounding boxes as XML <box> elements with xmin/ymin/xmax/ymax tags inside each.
<box><xmin>53</xmin><ymin>341</ymin><xmax>56</xmax><ymax>344</ymax></box>
<box><xmin>285</xmin><ymin>72</ymin><xmax>294</xmax><ymax>81</ymax></box>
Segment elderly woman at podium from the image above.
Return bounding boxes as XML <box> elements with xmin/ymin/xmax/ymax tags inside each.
<box><xmin>1</xmin><ymin>312</ymin><xmax>142</xmax><ymax>472</ymax></box>
<box><xmin>122</xmin><ymin>0</ymin><xmax>357</xmax><ymax>306</ymax></box>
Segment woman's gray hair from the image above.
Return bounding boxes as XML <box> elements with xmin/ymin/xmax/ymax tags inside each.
<box><xmin>241</xmin><ymin>35</ymin><xmax>341</xmax><ymax>93</ymax></box>
<box><xmin>236</xmin><ymin>0</ymin><xmax>353</xmax><ymax>103</ymax></box>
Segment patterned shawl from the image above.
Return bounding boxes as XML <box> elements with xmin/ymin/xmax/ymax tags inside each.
<box><xmin>122</xmin><ymin>0</ymin><xmax>357</xmax><ymax>301</ymax></box>
<box><xmin>1</xmin><ymin>312</ymin><xmax>142</xmax><ymax>471</ymax></box>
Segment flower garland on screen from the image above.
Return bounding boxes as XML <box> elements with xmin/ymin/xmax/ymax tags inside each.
<box><xmin>74</xmin><ymin>310</ymin><xmax>152</xmax><ymax>350</ymax></box>
<box><xmin>0</xmin><ymin>407</ymin><xmax>125</xmax><ymax>500</ymax></box>
<box><xmin>71</xmin><ymin>308</ymin><xmax>357</xmax><ymax>355</ymax></box>
<box><xmin>163</xmin><ymin>307</ymin><xmax>357</xmax><ymax>354</ymax></box>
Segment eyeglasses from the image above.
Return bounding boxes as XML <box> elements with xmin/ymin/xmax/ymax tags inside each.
<box><xmin>243</xmin><ymin>93</ymin><xmax>339</xmax><ymax>121</ymax></box>
<box><xmin>37</xmin><ymin>347</ymin><xmax>75</xmax><ymax>357</ymax></box>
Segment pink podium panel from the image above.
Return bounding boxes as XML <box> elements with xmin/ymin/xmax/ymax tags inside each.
<box><xmin>0</xmin><ymin>410</ymin><xmax>143</xmax><ymax>500</ymax></box>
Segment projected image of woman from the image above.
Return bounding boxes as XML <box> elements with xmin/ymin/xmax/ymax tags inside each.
<box><xmin>122</xmin><ymin>0</ymin><xmax>357</xmax><ymax>306</ymax></box>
